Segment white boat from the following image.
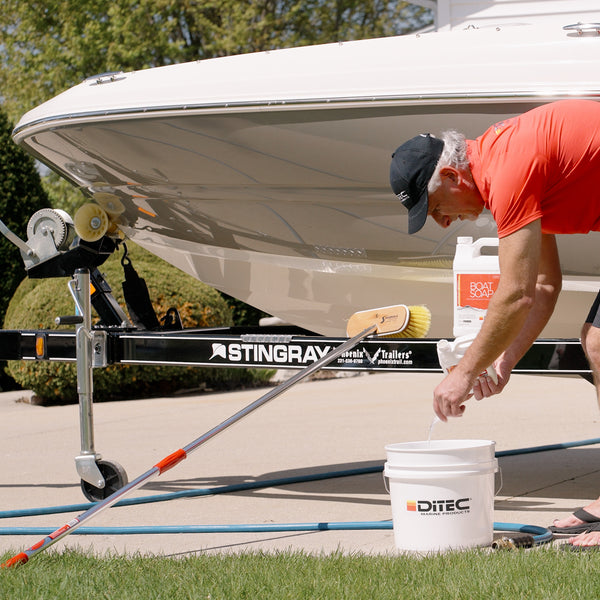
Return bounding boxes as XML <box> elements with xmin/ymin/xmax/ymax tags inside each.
<box><xmin>12</xmin><ymin>0</ymin><xmax>600</xmax><ymax>337</ymax></box>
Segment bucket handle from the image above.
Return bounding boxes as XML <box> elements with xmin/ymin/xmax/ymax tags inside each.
<box><xmin>383</xmin><ymin>466</ymin><xmax>503</xmax><ymax>495</ymax></box>
<box><xmin>495</xmin><ymin>464</ymin><xmax>503</xmax><ymax>496</ymax></box>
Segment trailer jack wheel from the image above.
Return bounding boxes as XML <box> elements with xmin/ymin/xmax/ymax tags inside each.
<box><xmin>81</xmin><ymin>460</ymin><xmax>128</xmax><ymax>502</ymax></box>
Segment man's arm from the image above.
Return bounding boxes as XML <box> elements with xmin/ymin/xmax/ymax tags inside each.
<box><xmin>433</xmin><ymin>220</ymin><xmax>561</xmax><ymax>420</ymax></box>
<box><xmin>473</xmin><ymin>232</ymin><xmax>562</xmax><ymax>398</ymax></box>
<box><xmin>493</xmin><ymin>233</ymin><xmax>561</xmax><ymax>368</ymax></box>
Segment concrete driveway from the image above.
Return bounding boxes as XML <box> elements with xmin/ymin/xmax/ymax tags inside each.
<box><xmin>0</xmin><ymin>370</ymin><xmax>598</xmax><ymax>558</ymax></box>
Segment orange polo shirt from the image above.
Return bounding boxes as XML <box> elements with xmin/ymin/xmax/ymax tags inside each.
<box><xmin>467</xmin><ymin>100</ymin><xmax>600</xmax><ymax>238</ymax></box>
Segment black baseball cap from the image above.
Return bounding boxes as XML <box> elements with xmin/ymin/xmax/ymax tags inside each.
<box><xmin>390</xmin><ymin>134</ymin><xmax>444</xmax><ymax>234</ymax></box>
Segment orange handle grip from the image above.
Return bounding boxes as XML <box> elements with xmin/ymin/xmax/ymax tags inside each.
<box><xmin>155</xmin><ymin>449</ymin><xmax>187</xmax><ymax>474</ymax></box>
<box><xmin>2</xmin><ymin>552</ymin><xmax>29</xmax><ymax>568</ymax></box>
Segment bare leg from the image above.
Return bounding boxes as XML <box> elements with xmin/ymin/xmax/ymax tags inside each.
<box><xmin>554</xmin><ymin>323</ymin><xmax>600</xmax><ymax>545</ymax></box>
<box><xmin>581</xmin><ymin>322</ymin><xmax>600</xmax><ymax>406</ymax></box>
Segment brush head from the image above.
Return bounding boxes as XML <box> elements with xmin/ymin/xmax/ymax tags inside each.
<box><xmin>346</xmin><ymin>304</ymin><xmax>431</xmax><ymax>338</ymax></box>
<box><xmin>382</xmin><ymin>305</ymin><xmax>431</xmax><ymax>338</ymax></box>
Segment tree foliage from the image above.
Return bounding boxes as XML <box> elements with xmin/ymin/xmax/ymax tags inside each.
<box><xmin>0</xmin><ymin>0</ymin><xmax>431</xmax><ymax>122</ymax></box>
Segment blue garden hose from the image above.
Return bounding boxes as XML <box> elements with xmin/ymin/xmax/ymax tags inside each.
<box><xmin>0</xmin><ymin>466</ymin><xmax>384</xmax><ymax>519</ymax></box>
<box><xmin>0</xmin><ymin>521</ymin><xmax>552</xmax><ymax>545</ymax></box>
<box><xmin>1</xmin><ymin>437</ymin><xmax>597</xmax><ymax>545</ymax></box>
<box><xmin>495</xmin><ymin>437</ymin><xmax>600</xmax><ymax>457</ymax></box>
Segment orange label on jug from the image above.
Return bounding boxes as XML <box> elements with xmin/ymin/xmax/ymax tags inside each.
<box><xmin>456</xmin><ymin>273</ymin><xmax>500</xmax><ymax>309</ymax></box>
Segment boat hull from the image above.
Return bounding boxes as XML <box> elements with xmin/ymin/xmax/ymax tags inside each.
<box><xmin>12</xmin><ymin>25</ymin><xmax>600</xmax><ymax>336</ymax></box>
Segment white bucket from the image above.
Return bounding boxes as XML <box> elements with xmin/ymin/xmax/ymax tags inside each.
<box><xmin>384</xmin><ymin>440</ymin><xmax>497</xmax><ymax>553</ymax></box>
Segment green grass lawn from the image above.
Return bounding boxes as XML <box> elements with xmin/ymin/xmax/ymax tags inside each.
<box><xmin>2</xmin><ymin>546</ymin><xmax>600</xmax><ymax>599</ymax></box>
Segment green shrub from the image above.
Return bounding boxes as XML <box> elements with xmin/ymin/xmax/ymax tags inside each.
<box><xmin>4</xmin><ymin>243</ymin><xmax>274</xmax><ymax>403</ymax></box>
<box><xmin>0</xmin><ymin>111</ymin><xmax>50</xmax><ymax>318</ymax></box>
<box><xmin>0</xmin><ymin>109</ymin><xmax>50</xmax><ymax>391</ymax></box>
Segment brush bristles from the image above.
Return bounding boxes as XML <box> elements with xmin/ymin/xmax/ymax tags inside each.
<box><xmin>383</xmin><ymin>305</ymin><xmax>431</xmax><ymax>338</ymax></box>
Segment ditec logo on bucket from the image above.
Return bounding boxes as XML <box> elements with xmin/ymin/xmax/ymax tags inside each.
<box><xmin>406</xmin><ymin>497</ymin><xmax>471</xmax><ymax>516</ymax></box>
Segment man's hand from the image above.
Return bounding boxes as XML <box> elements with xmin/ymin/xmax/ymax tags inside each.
<box><xmin>472</xmin><ymin>353</ymin><xmax>512</xmax><ymax>400</ymax></box>
<box><xmin>433</xmin><ymin>354</ymin><xmax>514</xmax><ymax>420</ymax></box>
<box><xmin>433</xmin><ymin>368</ymin><xmax>474</xmax><ymax>422</ymax></box>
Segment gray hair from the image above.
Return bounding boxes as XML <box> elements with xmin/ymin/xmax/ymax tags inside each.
<box><xmin>427</xmin><ymin>130</ymin><xmax>469</xmax><ymax>193</ymax></box>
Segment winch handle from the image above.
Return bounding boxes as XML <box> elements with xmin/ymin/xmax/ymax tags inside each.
<box><xmin>0</xmin><ymin>218</ymin><xmax>34</xmax><ymax>256</ymax></box>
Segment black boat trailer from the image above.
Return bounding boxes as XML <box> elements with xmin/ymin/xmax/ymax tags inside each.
<box><xmin>0</xmin><ymin>276</ymin><xmax>589</xmax><ymax>501</ymax></box>
<box><xmin>0</xmin><ymin>210</ymin><xmax>591</xmax><ymax>501</ymax></box>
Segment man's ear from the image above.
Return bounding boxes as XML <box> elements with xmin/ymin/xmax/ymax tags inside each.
<box><xmin>439</xmin><ymin>166</ymin><xmax>459</xmax><ymax>184</ymax></box>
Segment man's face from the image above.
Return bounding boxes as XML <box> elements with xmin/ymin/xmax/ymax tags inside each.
<box><xmin>427</xmin><ymin>168</ymin><xmax>484</xmax><ymax>228</ymax></box>
<box><xmin>427</xmin><ymin>193</ymin><xmax>483</xmax><ymax>228</ymax></box>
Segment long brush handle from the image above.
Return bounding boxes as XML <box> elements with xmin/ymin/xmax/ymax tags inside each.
<box><xmin>2</xmin><ymin>324</ymin><xmax>376</xmax><ymax>568</ymax></box>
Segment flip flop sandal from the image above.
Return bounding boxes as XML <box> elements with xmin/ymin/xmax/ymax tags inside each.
<box><xmin>550</xmin><ymin>508</ymin><xmax>600</xmax><ymax>534</ymax></box>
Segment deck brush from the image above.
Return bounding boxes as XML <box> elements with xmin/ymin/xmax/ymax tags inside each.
<box><xmin>346</xmin><ymin>304</ymin><xmax>431</xmax><ymax>338</ymax></box>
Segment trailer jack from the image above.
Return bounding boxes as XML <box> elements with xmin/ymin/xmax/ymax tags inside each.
<box><xmin>0</xmin><ymin>209</ymin><xmax>131</xmax><ymax>499</ymax></box>
<box><xmin>66</xmin><ymin>268</ymin><xmax>128</xmax><ymax>500</ymax></box>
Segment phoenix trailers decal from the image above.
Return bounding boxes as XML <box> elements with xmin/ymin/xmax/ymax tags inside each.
<box><xmin>206</xmin><ymin>340</ymin><xmax>419</xmax><ymax>369</ymax></box>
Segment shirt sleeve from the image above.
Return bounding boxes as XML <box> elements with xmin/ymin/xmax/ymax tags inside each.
<box><xmin>487</xmin><ymin>153</ymin><xmax>547</xmax><ymax>238</ymax></box>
